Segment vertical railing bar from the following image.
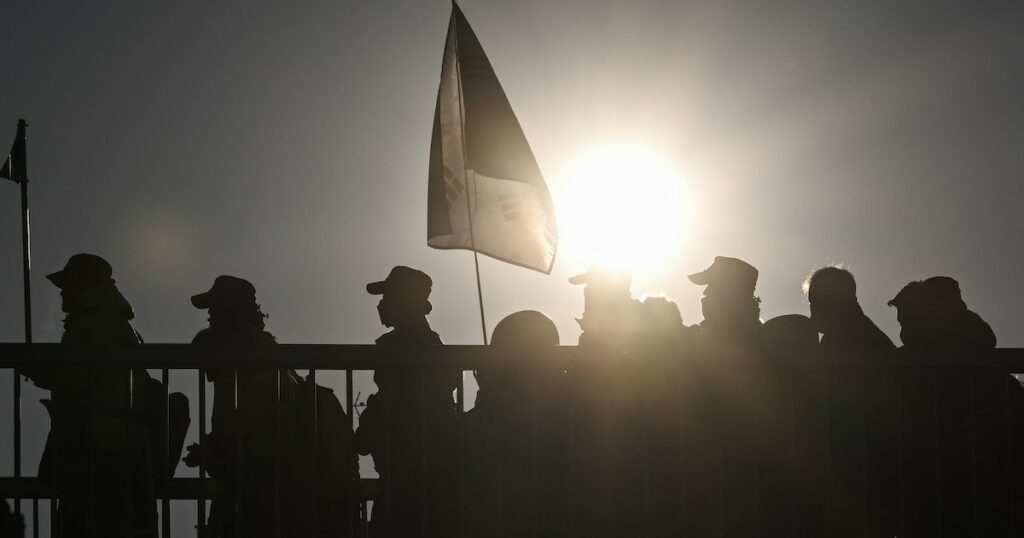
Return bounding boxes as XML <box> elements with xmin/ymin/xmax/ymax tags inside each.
<box><xmin>343</xmin><ymin>368</ymin><xmax>354</xmax><ymax>537</ymax></box>
<box><xmin>233</xmin><ymin>369</ymin><xmax>240</xmax><ymax>537</ymax></box>
<box><xmin>496</xmin><ymin>373</ymin><xmax>505</xmax><ymax>537</ymax></box>
<box><xmin>858</xmin><ymin>365</ymin><xmax>868</xmax><ymax>538</ymax></box>
<box><xmin>345</xmin><ymin>366</ymin><xmax>355</xmax><ymax>538</ymax></box>
<box><xmin>49</xmin><ymin>386</ymin><xmax>58</xmax><ymax>538</ymax></box>
<box><xmin>32</xmin><ymin>497</ymin><xmax>39</xmax><ymax>538</ymax></box>
<box><xmin>786</xmin><ymin>370</ymin><xmax>798</xmax><ymax>538</ymax></box>
<box><xmin>162</xmin><ymin>368</ymin><xmax>171</xmax><ymax>538</ymax></box>
<box><xmin>897</xmin><ymin>370</ymin><xmax>906</xmax><ymax>537</ymax></box>
<box><xmin>969</xmin><ymin>369</ymin><xmax>977</xmax><ymax>538</ymax></box>
<box><xmin>568</xmin><ymin>370</ymin><xmax>577</xmax><ymax>538</ymax></box>
<box><xmin>418</xmin><ymin>370</ymin><xmax>427</xmax><ymax>538</ymax></box>
<box><xmin>384</xmin><ymin>364</ymin><xmax>393</xmax><ymax>538</ymax></box>
<box><xmin>88</xmin><ymin>368</ymin><xmax>96</xmax><ymax>538</ymax></box>
<box><xmin>1005</xmin><ymin>369</ymin><xmax>1015</xmax><ymax>535</ymax></box>
<box><xmin>127</xmin><ymin>368</ymin><xmax>137</xmax><ymax>536</ymax></box>
<box><xmin>823</xmin><ymin>366</ymin><xmax>833</xmax><ymax>538</ymax></box>
<box><xmin>714</xmin><ymin>386</ymin><xmax>724</xmax><ymax>538</ymax></box>
<box><xmin>931</xmin><ymin>372</ymin><xmax>942</xmax><ymax>534</ymax></box>
<box><xmin>642</xmin><ymin>358</ymin><xmax>653</xmax><ymax>538</ymax></box>
<box><xmin>14</xmin><ymin>367</ymin><xmax>22</xmax><ymax>521</ymax></box>
<box><xmin>274</xmin><ymin>368</ymin><xmax>281</xmax><ymax>538</ymax></box>
<box><xmin>310</xmin><ymin>368</ymin><xmax>319</xmax><ymax>538</ymax></box>
<box><xmin>197</xmin><ymin>368</ymin><xmax>207</xmax><ymax>532</ymax></box>
<box><xmin>530</xmin><ymin>369</ymin><xmax>540</xmax><ymax>538</ymax></box>
<box><xmin>456</xmin><ymin>369</ymin><xmax>466</xmax><ymax>538</ymax></box>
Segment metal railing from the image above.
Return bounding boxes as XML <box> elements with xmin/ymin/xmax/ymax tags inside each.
<box><xmin>2</xmin><ymin>344</ymin><xmax>1023</xmax><ymax>538</ymax></box>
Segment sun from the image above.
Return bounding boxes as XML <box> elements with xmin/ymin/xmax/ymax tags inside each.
<box><xmin>556</xmin><ymin>142</ymin><xmax>693</xmax><ymax>275</ymax></box>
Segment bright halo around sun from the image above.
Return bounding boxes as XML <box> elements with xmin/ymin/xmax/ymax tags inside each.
<box><xmin>556</xmin><ymin>142</ymin><xmax>694</xmax><ymax>275</ymax></box>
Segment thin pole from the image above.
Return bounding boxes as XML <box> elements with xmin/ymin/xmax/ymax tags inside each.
<box><xmin>14</xmin><ymin>118</ymin><xmax>30</xmax><ymax>522</ymax></box>
<box><xmin>452</xmin><ymin>12</ymin><xmax>488</xmax><ymax>345</ymax></box>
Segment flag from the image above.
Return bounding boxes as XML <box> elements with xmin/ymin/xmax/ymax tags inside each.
<box><xmin>427</xmin><ymin>3</ymin><xmax>557</xmax><ymax>274</ymax></box>
<box><xmin>1</xmin><ymin>120</ymin><xmax>26</xmax><ymax>184</ymax></box>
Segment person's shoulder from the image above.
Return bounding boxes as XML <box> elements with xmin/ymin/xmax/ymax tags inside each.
<box><xmin>191</xmin><ymin>327</ymin><xmax>216</xmax><ymax>345</ymax></box>
<box><xmin>255</xmin><ymin>330</ymin><xmax>278</xmax><ymax>345</ymax></box>
<box><xmin>64</xmin><ymin>311</ymin><xmax>139</xmax><ymax>345</ymax></box>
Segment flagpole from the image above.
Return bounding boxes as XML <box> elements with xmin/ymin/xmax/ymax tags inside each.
<box><xmin>13</xmin><ymin>118</ymin><xmax>30</xmax><ymax>521</ymax></box>
<box><xmin>452</xmin><ymin>15</ymin><xmax>489</xmax><ymax>345</ymax></box>
<box><xmin>19</xmin><ymin>119</ymin><xmax>31</xmax><ymax>346</ymax></box>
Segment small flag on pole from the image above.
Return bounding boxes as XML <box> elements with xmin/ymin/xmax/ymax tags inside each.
<box><xmin>1</xmin><ymin>120</ymin><xmax>26</xmax><ymax>184</ymax></box>
<box><xmin>427</xmin><ymin>3</ymin><xmax>557</xmax><ymax>274</ymax></box>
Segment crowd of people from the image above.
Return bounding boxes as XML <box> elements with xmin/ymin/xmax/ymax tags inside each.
<box><xmin>12</xmin><ymin>252</ymin><xmax>1024</xmax><ymax>537</ymax></box>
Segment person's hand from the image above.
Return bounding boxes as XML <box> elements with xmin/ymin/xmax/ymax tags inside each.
<box><xmin>183</xmin><ymin>442</ymin><xmax>201</xmax><ymax>468</ymax></box>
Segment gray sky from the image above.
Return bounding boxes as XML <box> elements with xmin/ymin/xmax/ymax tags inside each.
<box><xmin>2</xmin><ymin>0</ymin><xmax>1023</xmax><ymax>533</ymax></box>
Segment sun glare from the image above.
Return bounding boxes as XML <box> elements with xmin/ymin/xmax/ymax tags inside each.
<box><xmin>557</xmin><ymin>142</ymin><xmax>693</xmax><ymax>275</ymax></box>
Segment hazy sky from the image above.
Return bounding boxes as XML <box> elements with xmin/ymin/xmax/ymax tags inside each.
<box><xmin>2</xmin><ymin>0</ymin><xmax>1023</xmax><ymax>533</ymax></box>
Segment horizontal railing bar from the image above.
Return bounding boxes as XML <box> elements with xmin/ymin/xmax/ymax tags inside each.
<box><xmin>0</xmin><ymin>477</ymin><xmax>381</xmax><ymax>501</ymax></box>
<box><xmin>1</xmin><ymin>343</ymin><xmax>1024</xmax><ymax>369</ymax></box>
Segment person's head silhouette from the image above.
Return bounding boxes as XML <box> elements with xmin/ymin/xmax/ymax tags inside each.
<box><xmin>569</xmin><ymin>265</ymin><xmax>633</xmax><ymax>314</ymax></box>
<box><xmin>763</xmin><ymin>314</ymin><xmax>819</xmax><ymax>349</ymax></box>
<box><xmin>47</xmin><ymin>253</ymin><xmax>115</xmax><ymax>312</ymax></box>
<box><xmin>888</xmin><ymin>276</ymin><xmax>994</xmax><ymax>348</ymax></box>
<box><xmin>482</xmin><ymin>310</ymin><xmax>560</xmax><ymax>391</ymax></box>
<box><xmin>805</xmin><ymin>266</ymin><xmax>858</xmax><ymax>334</ymax></box>
<box><xmin>367</xmin><ymin>266</ymin><xmax>433</xmax><ymax>328</ymax></box>
<box><xmin>688</xmin><ymin>256</ymin><xmax>760</xmax><ymax>327</ymax></box>
<box><xmin>192</xmin><ymin>275</ymin><xmax>265</xmax><ymax>332</ymax></box>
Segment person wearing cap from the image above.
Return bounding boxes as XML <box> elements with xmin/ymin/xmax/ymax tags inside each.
<box><xmin>569</xmin><ymin>265</ymin><xmax>645</xmax><ymax>348</ymax></box>
<box><xmin>354</xmin><ymin>266</ymin><xmax>458</xmax><ymax>538</ymax></box>
<box><xmin>686</xmin><ymin>255</ymin><xmax>763</xmax><ymax>346</ymax></box>
<box><xmin>568</xmin><ymin>266</ymin><xmax>668</xmax><ymax>535</ymax></box>
<box><xmin>888</xmin><ymin>277</ymin><xmax>1023</xmax><ymax>536</ymax></box>
<box><xmin>679</xmin><ymin>256</ymin><xmax>763</xmax><ymax>537</ymax></box>
<box><xmin>183</xmin><ymin>275</ymin><xmax>301</xmax><ymax>538</ymax></box>
<box><xmin>24</xmin><ymin>254</ymin><xmax>156</xmax><ymax>537</ymax></box>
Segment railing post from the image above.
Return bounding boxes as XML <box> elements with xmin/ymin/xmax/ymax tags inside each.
<box><xmin>310</xmin><ymin>368</ymin><xmax>319</xmax><ymax>538</ymax></box>
<box><xmin>162</xmin><ymin>368</ymin><xmax>171</xmax><ymax>538</ymax></box>
<box><xmin>197</xmin><ymin>368</ymin><xmax>207</xmax><ymax>532</ymax></box>
<box><xmin>13</xmin><ymin>367</ymin><xmax>21</xmax><ymax>523</ymax></box>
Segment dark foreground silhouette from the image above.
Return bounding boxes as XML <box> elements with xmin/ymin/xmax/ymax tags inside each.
<box><xmin>18</xmin><ymin>255</ymin><xmax>1024</xmax><ymax>538</ymax></box>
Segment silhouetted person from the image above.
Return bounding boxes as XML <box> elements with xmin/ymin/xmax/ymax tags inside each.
<box><xmin>890</xmin><ymin>276</ymin><xmax>995</xmax><ymax>348</ymax></box>
<box><xmin>760</xmin><ymin>315</ymin><xmax>826</xmax><ymax>536</ymax></box>
<box><xmin>889</xmin><ymin>276</ymin><xmax>1024</xmax><ymax>536</ymax></box>
<box><xmin>567</xmin><ymin>266</ymin><xmax>656</xmax><ymax>537</ymax></box>
<box><xmin>687</xmin><ymin>256</ymin><xmax>763</xmax><ymax>346</ymax></box>
<box><xmin>805</xmin><ymin>266</ymin><xmax>896</xmax><ymax>536</ymax></box>
<box><xmin>805</xmin><ymin>266</ymin><xmax>893</xmax><ymax>349</ymax></box>
<box><xmin>23</xmin><ymin>254</ymin><xmax>157</xmax><ymax>538</ymax></box>
<box><xmin>464</xmin><ymin>311</ymin><xmax>567</xmax><ymax>537</ymax></box>
<box><xmin>354</xmin><ymin>266</ymin><xmax>458</xmax><ymax>538</ymax></box>
<box><xmin>680</xmin><ymin>256</ymin><xmax>763</xmax><ymax>537</ymax></box>
<box><xmin>570</xmin><ymin>265</ymin><xmax>644</xmax><ymax>349</ymax></box>
<box><xmin>183</xmin><ymin>275</ymin><xmax>300</xmax><ymax>538</ymax></box>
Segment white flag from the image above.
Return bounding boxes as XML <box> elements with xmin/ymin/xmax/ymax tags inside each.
<box><xmin>427</xmin><ymin>3</ymin><xmax>557</xmax><ymax>274</ymax></box>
